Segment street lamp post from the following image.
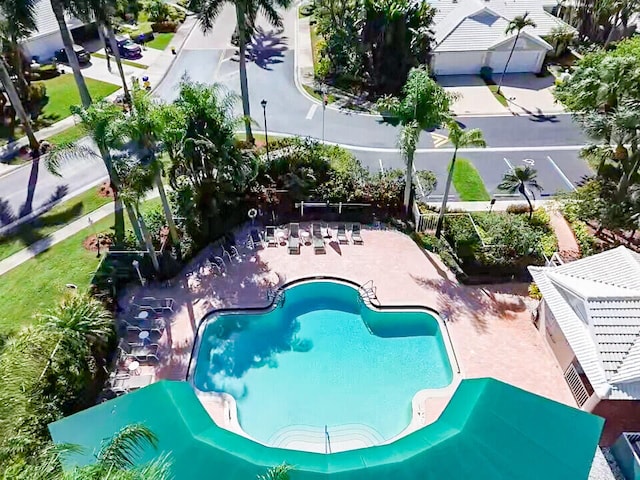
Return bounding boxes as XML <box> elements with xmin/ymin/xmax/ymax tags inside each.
<box><xmin>321</xmin><ymin>85</ymin><xmax>327</xmax><ymax>143</ymax></box>
<box><xmin>261</xmin><ymin>99</ymin><xmax>269</xmax><ymax>160</ymax></box>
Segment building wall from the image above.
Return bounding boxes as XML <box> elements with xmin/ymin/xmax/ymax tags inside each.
<box><xmin>21</xmin><ymin>31</ymin><xmax>65</xmax><ymax>62</ymax></box>
<box><xmin>539</xmin><ymin>300</ymin><xmax>576</xmax><ymax>372</ymax></box>
<box><xmin>594</xmin><ymin>400</ymin><xmax>640</xmax><ymax>446</ymax></box>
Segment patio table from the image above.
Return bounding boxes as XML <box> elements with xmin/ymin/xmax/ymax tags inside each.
<box><xmin>112</xmin><ymin>374</ymin><xmax>153</xmax><ymax>391</ymax></box>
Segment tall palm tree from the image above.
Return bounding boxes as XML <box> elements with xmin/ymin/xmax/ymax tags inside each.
<box><xmin>496</xmin><ymin>12</ymin><xmax>537</xmax><ymax>95</ymax></box>
<box><xmin>125</xmin><ymin>86</ymin><xmax>179</xmax><ymax>244</ymax></box>
<box><xmin>114</xmin><ymin>154</ymin><xmax>162</xmax><ymax>272</ymax></box>
<box><xmin>46</xmin><ymin>101</ymin><xmax>129</xmax><ymax>243</ymax></box>
<box><xmin>188</xmin><ymin>0</ymin><xmax>292</xmax><ymax>144</ymax></box>
<box><xmin>50</xmin><ymin>0</ymin><xmax>92</xmax><ymax>108</ymax></box>
<box><xmin>498</xmin><ymin>165</ymin><xmax>542</xmax><ymax>219</ymax></box>
<box><xmin>0</xmin><ymin>58</ymin><xmax>38</xmax><ymax>150</ymax></box>
<box><xmin>435</xmin><ymin>121</ymin><xmax>486</xmax><ymax>238</ymax></box>
<box><xmin>377</xmin><ymin>66</ymin><xmax>453</xmax><ymax>215</ymax></box>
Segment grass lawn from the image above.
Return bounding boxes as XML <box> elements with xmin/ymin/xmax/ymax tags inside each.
<box><xmin>0</xmin><ymin>199</ymin><xmax>160</xmax><ymax>334</ymax></box>
<box><xmin>0</xmin><ymin>187</ymin><xmax>112</xmax><ymax>262</ymax></box>
<box><xmin>92</xmin><ymin>52</ymin><xmax>148</xmax><ymax>70</ymax></box>
<box><xmin>47</xmin><ymin>124</ymin><xmax>87</xmax><ymax>146</ymax></box>
<box><xmin>451</xmin><ymin>157</ymin><xmax>490</xmax><ymax>201</ymax></box>
<box><xmin>310</xmin><ymin>23</ymin><xmax>320</xmax><ymax>70</ymax></box>
<box><xmin>302</xmin><ymin>84</ymin><xmax>336</xmax><ymax>104</ymax></box>
<box><xmin>147</xmin><ymin>33</ymin><xmax>174</xmax><ymax>51</ymax></box>
<box><xmin>35</xmin><ymin>75</ymin><xmax>120</xmax><ymax>126</ymax></box>
<box><xmin>488</xmin><ymin>84</ymin><xmax>509</xmax><ymax>107</ymax></box>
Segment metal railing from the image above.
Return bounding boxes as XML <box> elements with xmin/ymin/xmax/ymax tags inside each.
<box><xmin>564</xmin><ymin>363</ymin><xmax>590</xmax><ymax>407</ymax></box>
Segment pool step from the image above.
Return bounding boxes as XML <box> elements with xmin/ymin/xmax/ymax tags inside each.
<box><xmin>268</xmin><ymin>424</ymin><xmax>385</xmax><ymax>453</ymax></box>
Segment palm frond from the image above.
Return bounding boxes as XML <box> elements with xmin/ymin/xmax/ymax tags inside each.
<box><xmin>257</xmin><ymin>463</ymin><xmax>292</xmax><ymax>480</ymax></box>
<box><xmin>45</xmin><ymin>144</ymin><xmax>101</xmax><ymax>177</ymax></box>
<box><xmin>97</xmin><ymin>424</ymin><xmax>158</xmax><ymax>470</ymax></box>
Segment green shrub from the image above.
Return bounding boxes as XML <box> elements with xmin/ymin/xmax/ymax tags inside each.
<box><xmin>506</xmin><ymin>204</ymin><xmax>530</xmax><ymax>215</ymax></box>
<box><xmin>300</xmin><ymin>3</ymin><xmax>314</xmax><ymax>16</ymax></box>
<box><xmin>571</xmin><ymin>219</ymin><xmax>596</xmax><ymax>257</ymax></box>
<box><xmin>528</xmin><ymin>282</ymin><xmax>542</xmax><ymax>299</ymax></box>
<box><xmin>31</xmin><ymin>64</ymin><xmax>59</xmax><ymax>81</ymax></box>
<box><xmin>315</xmin><ymin>55</ymin><xmax>331</xmax><ymax>80</ymax></box>
<box><xmin>480</xmin><ymin>66</ymin><xmax>493</xmax><ymax>81</ymax></box>
<box><xmin>151</xmin><ymin>21</ymin><xmax>179</xmax><ymax>33</ymax></box>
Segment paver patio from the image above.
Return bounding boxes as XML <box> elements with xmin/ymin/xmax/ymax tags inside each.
<box><xmin>120</xmin><ymin>224</ymin><xmax>576</xmax><ymax>435</ymax></box>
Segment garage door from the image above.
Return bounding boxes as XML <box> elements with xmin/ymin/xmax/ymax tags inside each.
<box><xmin>431</xmin><ymin>52</ymin><xmax>485</xmax><ymax>75</ymax></box>
<box><xmin>488</xmin><ymin>50</ymin><xmax>544</xmax><ymax>73</ymax></box>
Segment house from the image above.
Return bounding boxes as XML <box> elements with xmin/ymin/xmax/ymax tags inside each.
<box><xmin>20</xmin><ymin>0</ymin><xmax>87</xmax><ymax>62</ymax></box>
<box><xmin>430</xmin><ymin>0</ymin><xmax>574</xmax><ymax>75</ymax></box>
<box><xmin>529</xmin><ymin>246</ymin><xmax>640</xmax><ymax>445</ymax></box>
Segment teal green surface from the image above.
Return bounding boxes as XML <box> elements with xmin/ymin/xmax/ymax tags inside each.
<box><xmin>194</xmin><ymin>281</ymin><xmax>452</xmax><ymax>444</ymax></box>
<box><xmin>49</xmin><ymin>379</ymin><xmax>604</xmax><ymax>479</ymax></box>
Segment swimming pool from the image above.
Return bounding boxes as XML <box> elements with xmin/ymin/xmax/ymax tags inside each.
<box><xmin>192</xmin><ymin>280</ymin><xmax>453</xmax><ymax>450</ymax></box>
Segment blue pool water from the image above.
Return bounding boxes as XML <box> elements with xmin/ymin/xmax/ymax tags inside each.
<box><xmin>193</xmin><ymin>281</ymin><xmax>452</xmax><ymax>445</ymax></box>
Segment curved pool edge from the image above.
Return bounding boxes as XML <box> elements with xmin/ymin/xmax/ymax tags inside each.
<box><xmin>186</xmin><ymin>276</ymin><xmax>462</xmax><ymax>453</ymax></box>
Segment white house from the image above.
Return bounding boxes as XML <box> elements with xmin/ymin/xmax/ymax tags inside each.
<box><xmin>529</xmin><ymin>246</ymin><xmax>640</xmax><ymax>444</ymax></box>
<box><xmin>430</xmin><ymin>0</ymin><xmax>574</xmax><ymax>75</ymax></box>
<box><xmin>20</xmin><ymin>0</ymin><xmax>86</xmax><ymax>62</ymax></box>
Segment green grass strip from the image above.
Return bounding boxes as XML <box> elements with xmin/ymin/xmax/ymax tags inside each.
<box><xmin>0</xmin><ymin>199</ymin><xmax>161</xmax><ymax>334</ymax></box>
<box><xmin>488</xmin><ymin>85</ymin><xmax>509</xmax><ymax>107</ymax></box>
<box><xmin>0</xmin><ymin>187</ymin><xmax>112</xmax><ymax>262</ymax></box>
<box><xmin>47</xmin><ymin>124</ymin><xmax>87</xmax><ymax>146</ymax></box>
<box><xmin>91</xmin><ymin>52</ymin><xmax>148</xmax><ymax>70</ymax></box>
<box><xmin>147</xmin><ymin>33</ymin><xmax>174</xmax><ymax>51</ymax></box>
<box><xmin>450</xmin><ymin>157</ymin><xmax>490</xmax><ymax>201</ymax></box>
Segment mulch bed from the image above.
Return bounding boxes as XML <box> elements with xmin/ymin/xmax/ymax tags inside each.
<box><xmin>98</xmin><ymin>182</ymin><xmax>115</xmax><ymax>199</ymax></box>
<box><xmin>82</xmin><ymin>233</ymin><xmax>113</xmax><ymax>252</ymax></box>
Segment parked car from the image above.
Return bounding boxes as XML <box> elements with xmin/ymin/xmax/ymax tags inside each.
<box><xmin>106</xmin><ymin>36</ymin><xmax>142</xmax><ymax>59</ymax></box>
<box><xmin>54</xmin><ymin>44</ymin><xmax>91</xmax><ymax>64</ymax></box>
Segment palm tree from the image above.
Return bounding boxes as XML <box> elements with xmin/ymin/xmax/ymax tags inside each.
<box><xmin>46</xmin><ymin>101</ymin><xmax>130</xmax><ymax>243</ymax></box>
<box><xmin>258</xmin><ymin>463</ymin><xmax>291</xmax><ymax>480</ymax></box>
<box><xmin>435</xmin><ymin>121</ymin><xmax>486</xmax><ymax>238</ymax></box>
<box><xmin>114</xmin><ymin>153</ymin><xmax>162</xmax><ymax>271</ymax></box>
<box><xmin>125</xmin><ymin>86</ymin><xmax>179</xmax><ymax>244</ymax></box>
<box><xmin>188</xmin><ymin>0</ymin><xmax>292</xmax><ymax>144</ymax></box>
<box><xmin>377</xmin><ymin>66</ymin><xmax>453</xmax><ymax>215</ymax></box>
<box><xmin>496</xmin><ymin>12</ymin><xmax>537</xmax><ymax>95</ymax></box>
<box><xmin>6</xmin><ymin>424</ymin><xmax>171</xmax><ymax>479</ymax></box>
<box><xmin>50</xmin><ymin>0</ymin><xmax>93</xmax><ymax>108</ymax></box>
<box><xmin>498</xmin><ymin>165</ymin><xmax>542</xmax><ymax>219</ymax></box>
<box><xmin>0</xmin><ymin>57</ymin><xmax>38</xmax><ymax>150</ymax></box>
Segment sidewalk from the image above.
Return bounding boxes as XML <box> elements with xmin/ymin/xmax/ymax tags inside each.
<box><xmin>423</xmin><ymin>199</ymin><xmax>553</xmax><ymax>212</ymax></box>
<box><xmin>0</xmin><ymin>190</ymin><xmax>160</xmax><ymax>276</ymax></box>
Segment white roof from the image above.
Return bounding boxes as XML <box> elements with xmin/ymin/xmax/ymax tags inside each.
<box><xmin>529</xmin><ymin>246</ymin><xmax>640</xmax><ymax>400</ymax></box>
<box><xmin>432</xmin><ymin>0</ymin><xmax>572</xmax><ymax>52</ymax></box>
<box><xmin>30</xmin><ymin>0</ymin><xmax>84</xmax><ymax>40</ymax></box>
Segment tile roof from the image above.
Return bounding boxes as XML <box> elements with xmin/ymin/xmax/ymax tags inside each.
<box><xmin>529</xmin><ymin>246</ymin><xmax>640</xmax><ymax>400</ymax></box>
<box><xmin>432</xmin><ymin>0</ymin><xmax>572</xmax><ymax>52</ymax></box>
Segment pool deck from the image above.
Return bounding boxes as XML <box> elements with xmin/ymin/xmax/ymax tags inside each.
<box><xmin>120</xmin><ymin>224</ymin><xmax>576</xmax><ymax>450</ymax></box>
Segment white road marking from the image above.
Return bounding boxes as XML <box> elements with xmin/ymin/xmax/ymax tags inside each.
<box><xmin>546</xmin><ymin>155</ymin><xmax>576</xmax><ymax>191</ymax></box>
<box><xmin>305</xmin><ymin>104</ymin><xmax>318</xmax><ymax>120</ymax></box>
<box><xmin>431</xmin><ymin>133</ymin><xmax>449</xmax><ymax>148</ymax></box>
<box><xmin>503</xmin><ymin>157</ymin><xmax>514</xmax><ymax>169</ymax></box>
<box><xmin>378</xmin><ymin>159</ymin><xmax>385</xmax><ymax>173</ymax></box>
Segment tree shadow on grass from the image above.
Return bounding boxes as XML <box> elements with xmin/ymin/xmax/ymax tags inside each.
<box><xmin>410</xmin><ymin>275</ymin><xmax>528</xmax><ymax>333</ymax></box>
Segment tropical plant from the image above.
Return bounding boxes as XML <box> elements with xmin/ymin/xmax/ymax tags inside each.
<box><xmin>4</xmin><ymin>424</ymin><xmax>171</xmax><ymax>479</ymax></box>
<box><xmin>548</xmin><ymin>24</ymin><xmax>576</xmax><ymax>57</ymax></box>
<box><xmin>258</xmin><ymin>463</ymin><xmax>291</xmax><ymax>480</ymax></box>
<box><xmin>146</xmin><ymin>0</ymin><xmax>171</xmax><ymax>22</ymax></box>
<box><xmin>50</xmin><ymin>0</ymin><xmax>92</xmax><ymax>107</ymax></box>
<box><xmin>46</xmin><ymin>101</ymin><xmax>129</xmax><ymax>243</ymax></box>
<box><xmin>435</xmin><ymin>120</ymin><xmax>486</xmax><ymax>237</ymax></box>
<box><xmin>498</xmin><ymin>165</ymin><xmax>543</xmax><ymax>219</ymax></box>
<box><xmin>377</xmin><ymin>66</ymin><xmax>453</xmax><ymax>214</ymax></box>
<box><xmin>168</xmin><ymin>81</ymin><xmax>257</xmax><ymax>244</ymax></box>
<box><xmin>188</xmin><ymin>0</ymin><xmax>292</xmax><ymax>144</ymax></box>
<box><xmin>496</xmin><ymin>13</ymin><xmax>537</xmax><ymax>95</ymax></box>
<box><xmin>0</xmin><ymin>56</ymin><xmax>38</xmax><ymax>150</ymax></box>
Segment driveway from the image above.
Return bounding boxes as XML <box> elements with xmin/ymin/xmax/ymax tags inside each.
<box><xmin>438</xmin><ymin>75</ymin><xmax>508</xmax><ymax>115</ymax></box>
<box><xmin>499</xmin><ymin>74</ymin><xmax>564</xmax><ymax>116</ymax></box>
<box><xmin>74</xmin><ymin>56</ymin><xmax>147</xmax><ymax>86</ymax></box>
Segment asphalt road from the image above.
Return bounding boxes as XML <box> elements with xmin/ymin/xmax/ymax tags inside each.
<box><xmin>0</xmin><ymin>6</ymin><xmax>592</xmax><ymax>228</ymax></box>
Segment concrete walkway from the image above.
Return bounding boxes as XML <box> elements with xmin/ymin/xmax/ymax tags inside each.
<box><xmin>0</xmin><ymin>190</ymin><xmax>160</xmax><ymax>276</ymax></box>
<box><xmin>424</xmin><ymin>199</ymin><xmax>552</xmax><ymax>212</ymax></box>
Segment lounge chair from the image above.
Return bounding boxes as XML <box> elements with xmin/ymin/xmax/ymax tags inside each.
<box><xmin>265</xmin><ymin>226</ymin><xmax>277</xmax><ymax>247</ymax></box>
<box><xmin>119</xmin><ymin>340</ymin><xmax>160</xmax><ymax>363</ymax></box>
<box><xmin>137</xmin><ymin>297</ymin><xmax>175</xmax><ymax>313</ymax></box>
<box><xmin>288</xmin><ymin>223</ymin><xmax>300</xmax><ymax>254</ymax></box>
<box><xmin>351</xmin><ymin>223</ymin><xmax>363</xmax><ymax>245</ymax></box>
<box><xmin>312</xmin><ymin>224</ymin><xmax>325</xmax><ymax>254</ymax></box>
<box><xmin>337</xmin><ymin>224</ymin><xmax>349</xmax><ymax>244</ymax></box>
<box><xmin>111</xmin><ymin>374</ymin><xmax>154</xmax><ymax>392</ymax></box>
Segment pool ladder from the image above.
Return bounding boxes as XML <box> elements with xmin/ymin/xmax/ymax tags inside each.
<box><xmin>267</xmin><ymin>289</ymin><xmax>286</xmax><ymax>307</ymax></box>
<box><xmin>324</xmin><ymin>425</ymin><xmax>332</xmax><ymax>454</ymax></box>
<box><xmin>358</xmin><ymin>280</ymin><xmax>378</xmax><ymax>305</ymax></box>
